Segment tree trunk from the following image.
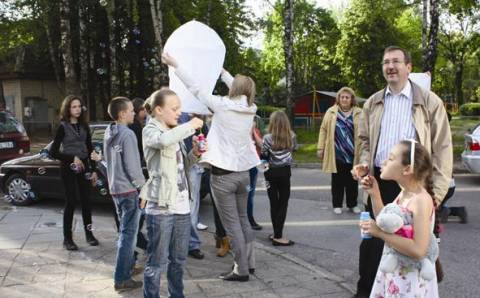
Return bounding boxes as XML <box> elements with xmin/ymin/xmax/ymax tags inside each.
<box><xmin>79</xmin><ymin>1</ymin><xmax>89</xmax><ymax>115</ymax></box>
<box><xmin>422</xmin><ymin>0</ymin><xmax>428</xmax><ymax>50</ymax></box>
<box><xmin>422</xmin><ymin>0</ymin><xmax>439</xmax><ymax>78</ymax></box>
<box><xmin>206</xmin><ymin>0</ymin><xmax>212</xmax><ymax>25</ymax></box>
<box><xmin>283</xmin><ymin>0</ymin><xmax>295</xmax><ymax>126</ymax></box>
<box><xmin>43</xmin><ymin>17</ymin><xmax>64</xmax><ymax>96</ymax></box>
<box><xmin>455</xmin><ymin>63</ymin><xmax>464</xmax><ymax>105</ymax></box>
<box><xmin>59</xmin><ymin>0</ymin><xmax>80</xmax><ymax>95</ymax></box>
<box><xmin>106</xmin><ymin>0</ymin><xmax>118</xmax><ymax>99</ymax></box>
<box><xmin>149</xmin><ymin>0</ymin><xmax>165</xmax><ymax>89</ymax></box>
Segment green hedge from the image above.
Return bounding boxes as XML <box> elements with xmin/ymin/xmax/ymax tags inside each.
<box><xmin>459</xmin><ymin>103</ymin><xmax>480</xmax><ymax>116</ymax></box>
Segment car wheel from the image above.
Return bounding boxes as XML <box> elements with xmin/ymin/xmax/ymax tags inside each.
<box><xmin>4</xmin><ymin>174</ymin><xmax>36</xmax><ymax>206</ymax></box>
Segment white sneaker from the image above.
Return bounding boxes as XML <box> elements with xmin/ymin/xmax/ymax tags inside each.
<box><xmin>351</xmin><ymin>206</ymin><xmax>361</xmax><ymax>214</ymax></box>
<box><xmin>333</xmin><ymin>208</ymin><xmax>342</xmax><ymax>215</ymax></box>
<box><xmin>196</xmin><ymin>223</ymin><xmax>208</xmax><ymax>230</ymax></box>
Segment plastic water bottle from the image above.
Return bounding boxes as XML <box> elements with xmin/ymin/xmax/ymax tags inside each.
<box><xmin>197</xmin><ymin>134</ymin><xmax>206</xmax><ymax>153</ymax></box>
<box><xmin>360</xmin><ymin>212</ymin><xmax>372</xmax><ymax>239</ymax></box>
<box><xmin>39</xmin><ymin>149</ymin><xmax>49</xmax><ymax>159</ymax></box>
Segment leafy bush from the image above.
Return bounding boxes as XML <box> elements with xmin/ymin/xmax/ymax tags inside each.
<box><xmin>459</xmin><ymin>103</ymin><xmax>480</xmax><ymax>116</ymax></box>
<box><xmin>256</xmin><ymin>105</ymin><xmax>285</xmax><ymax>118</ymax></box>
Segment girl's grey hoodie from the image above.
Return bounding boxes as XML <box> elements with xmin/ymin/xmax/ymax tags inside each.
<box><xmin>104</xmin><ymin>123</ymin><xmax>145</xmax><ymax>195</ymax></box>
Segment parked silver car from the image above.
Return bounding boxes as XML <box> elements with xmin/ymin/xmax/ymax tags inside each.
<box><xmin>461</xmin><ymin>123</ymin><xmax>480</xmax><ymax>174</ymax></box>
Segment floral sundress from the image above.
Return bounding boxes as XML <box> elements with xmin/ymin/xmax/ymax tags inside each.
<box><xmin>370</xmin><ymin>190</ymin><xmax>439</xmax><ymax>298</ymax></box>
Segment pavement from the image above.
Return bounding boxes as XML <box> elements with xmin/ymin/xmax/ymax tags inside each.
<box><xmin>0</xmin><ymin>199</ymin><xmax>354</xmax><ymax>298</ymax></box>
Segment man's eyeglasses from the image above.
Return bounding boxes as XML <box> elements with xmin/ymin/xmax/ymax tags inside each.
<box><xmin>381</xmin><ymin>60</ymin><xmax>405</xmax><ymax>66</ymax></box>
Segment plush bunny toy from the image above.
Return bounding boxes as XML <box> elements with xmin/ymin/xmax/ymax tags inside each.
<box><xmin>376</xmin><ymin>203</ymin><xmax>439</xmax><ymax>280</ymax></box>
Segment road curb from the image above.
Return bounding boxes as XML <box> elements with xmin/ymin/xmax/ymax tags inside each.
<box><xmin>255</xmin><ymin>241</ymin><xmax>356</xmax><ymax>294</ymax></box>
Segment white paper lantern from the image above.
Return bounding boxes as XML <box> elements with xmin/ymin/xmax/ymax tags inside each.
<box><xmin>164</xmin><ymin>20</ymin><xmax>226</xmax><ymax>115</ymax></box>
<box><xmin>409</xmin><ymin>73</ymin><xmax>431</xmax><ymax>91</ymax></box>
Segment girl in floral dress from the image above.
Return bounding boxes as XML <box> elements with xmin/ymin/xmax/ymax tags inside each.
<box><xmin>359</xmin><ymin>140</ymin><xmax>439</xmax><ymax>298</ymax></box>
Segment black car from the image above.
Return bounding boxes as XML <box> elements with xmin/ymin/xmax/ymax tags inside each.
<box><xmin>0</xmin><ymin>123</ymin><xmax>112</xmax><ymax>206</ymax></box>
<box><xmin>0</xmin><ymin>123</ymin><xmax>210</xmax><ymax>206</ymax></box>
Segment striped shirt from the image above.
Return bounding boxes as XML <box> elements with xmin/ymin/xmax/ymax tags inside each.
<box><xmin>374</xmin><ymin>81</ymin><xmax>416</xmax><ymax>167</ymax></box>
<box><xmin>334</xmin><ymin>111</ymin><xmax>355</xmax><ymax>164</ymax></box>
<box><xmin>261</xmin><ymin>133</ymin><xmax>298</xmax><ymax>167</ymax></box>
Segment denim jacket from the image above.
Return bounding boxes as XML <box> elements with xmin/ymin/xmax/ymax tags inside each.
<box><xmin>140</xmin><ymin>118</ymin><xmax>198</xmax><ymax>209</ymax></box>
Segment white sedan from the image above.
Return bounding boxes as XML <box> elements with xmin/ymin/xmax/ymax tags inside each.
<box><xmin>461</xmin><ymin>124</ymin><xmax>480</xmax><ymax>174</ymax></box>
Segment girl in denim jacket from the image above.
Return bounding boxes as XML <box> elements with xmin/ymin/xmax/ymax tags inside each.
<box><xmin>140</xmin><ymin>89</ymin><xmax>203</xmax><ymax>298</ymax></box>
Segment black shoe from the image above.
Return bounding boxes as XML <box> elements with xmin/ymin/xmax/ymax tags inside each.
<box><xmin>114</xmin><ymin>279</ymin><xmax>143</xmax><ymax>291</ymax></box>
<box><xmin>188</xmin><ymin>249</ymin><xmax>205</xmax><ymax>260</ymax></box>
<box><xmin>85</xmin><ymin>231</ymin><xmax>99</xmax><ymax>246</ymax></box>
<box><xmin>458</xmin><ymin>207</ymin><xmax>468</xmax><ymax>224</ymax></box>
<box><xmin>63</xmin><ymin>238</ymin><xmax>78</xmax><ymax>251</ymax></box>
<box><xmin>219</xmin><ymin>271</ymin><xmax>249</xmax><ymax>282</ymax></box>
<box><xmin>250</xmin><ymin>221</ymin><xmax>263</xmax><ymax>230</ymax></box>
<box><xmin>272</xmin><ymin>239</ymin><xmax>295</xmax><ymax>246</ymax></box>
<box><xmin>228</xmin><ymin>265</ymin><xmax>254</xmax><ymax>275</ymax></box>
<box><xmin>439</xmin><ymin>207</ymin><xmax>449</xmax><ymax>223</ymax></box>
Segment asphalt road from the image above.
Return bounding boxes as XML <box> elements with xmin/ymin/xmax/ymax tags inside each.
<box><xmin>1</xmin><ymin>167</ymin><xmax>478</xmax><ymax>297</ymax></box>
<box><xmin>212</xmin><ymin>168</ymin><xmax>478</xmax><ymax>298</ymax></box>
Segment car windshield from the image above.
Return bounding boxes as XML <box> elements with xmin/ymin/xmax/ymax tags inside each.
<box><xmin>91</xmin><ymin>127</ymin><xmax>106</xmax><ymax>143</ymax></box>
<box><xmin>0</xmin><ymin>111</ymin><xmax>26</xmax><ymax>134</ymax></box>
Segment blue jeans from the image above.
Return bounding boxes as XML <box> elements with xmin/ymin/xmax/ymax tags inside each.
<box><xmin>143</xmin><ymin>213</ymin><xmax>190</xmax><ymax>298</ymax></box>
<box><xmin>247</xmin><ymin>167</ymin><xmax>258</xmax><ymax>223</ymax></box>
<box><xmin>188</xmin><ymin>165</ymin><xmax>203</xmax><ymax>251</ymax></box>
<box><xmin>112</xmin><ymin>192</ymin><xmax>141</xmax><ymax>283</ymax></box>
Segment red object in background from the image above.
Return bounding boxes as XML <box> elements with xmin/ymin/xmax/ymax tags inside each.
<box><xmin>0</xmin><ymin>111</ymin><xmax>30</xmax><ymax>164</ymax></box>
<box><xmin>293</xmin><ymin>91</ymin><xmax>337</xmax><ymax>117</ymax></box>
<box><xmin>470</xmin><ymin>142</ymin><xmax>480</xmax><ymax>151</ymax></box>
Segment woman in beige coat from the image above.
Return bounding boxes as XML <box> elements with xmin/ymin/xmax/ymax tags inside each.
<box><xmin>317</xmin><ymin>87</ymin><xmax>362</xmax><ymax>215</ymax></box>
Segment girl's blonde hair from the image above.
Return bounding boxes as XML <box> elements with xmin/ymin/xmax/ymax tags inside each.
<box><xmin>267</xmin><ymin>111</ymin><xmax>293</xmax><ymax>150</ymax></box>
<box><xmin>229</xmin><ymin>75</ymin><xmax>256</xmax><ymax>106</ymax></box>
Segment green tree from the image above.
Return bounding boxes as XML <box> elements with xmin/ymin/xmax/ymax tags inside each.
<box><xmin>438</xmin><ymin>5</ymin><xmax>480</xmax><ymax>105</ymax></box>
<box><xmin>395</xmin><ymin>8</ymin><xmax>423</xmax><ymax>70</ymax></box>
<box><xmin>261</xmin><ymin>0</ymin><xmax>341</xmax><ymax>102</ymax></box>
<box><xmin>336</xmin><ymin>0</ymin><xmax>405</xmax><ymax>97</ymax></box>
<box><xmin>0</xmin><ymin>0</ymin><xmax>255</xmax><ymax>119</ymax></box>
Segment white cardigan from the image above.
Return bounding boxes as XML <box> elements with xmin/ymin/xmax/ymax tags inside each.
<box><xmin>175</xmin><ymin>66</ymin><xmax>260</xmax><ymax>172</ymax></box>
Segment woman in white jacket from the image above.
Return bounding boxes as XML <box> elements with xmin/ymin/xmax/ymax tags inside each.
<box><xmin>162</xmin><ymin>53</ymin><xmax>260</xmax><ymax>282</ymax></box>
